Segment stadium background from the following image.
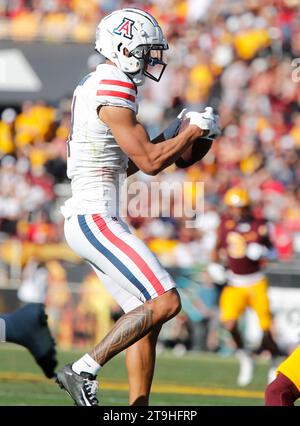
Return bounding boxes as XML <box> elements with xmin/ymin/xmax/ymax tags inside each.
<box><xmin>0</xmin><ymin>0</ymin><xmax>300</xmax><ymax>405</ymax></box>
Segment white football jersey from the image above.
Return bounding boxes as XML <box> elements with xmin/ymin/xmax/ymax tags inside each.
<box><xmin>61</xmin><ymin>64</ymin><xmax>138</xmax><ymax>218</ymax></box>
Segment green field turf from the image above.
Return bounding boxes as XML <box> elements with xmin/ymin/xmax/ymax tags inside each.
<box><xmin>0</xmin><ymin>344</ymin><xmax>291</xmax><ymax>406</ymax></box>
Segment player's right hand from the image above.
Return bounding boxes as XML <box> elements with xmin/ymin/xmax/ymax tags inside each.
<box><xmin>206</xmin><ymin>262</ymin><xmax>227</xmax><ymax>285</ymax></box>
<box><xmin>186</xmin><ymin>107</ymin><xmax>221</xmax><ymax>138</ymax></box>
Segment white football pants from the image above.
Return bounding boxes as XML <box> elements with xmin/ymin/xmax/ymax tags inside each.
<box><xmin>64</xmin><ymin>214</ymin><xmax>175</xmax><ymax>313</ymax></box>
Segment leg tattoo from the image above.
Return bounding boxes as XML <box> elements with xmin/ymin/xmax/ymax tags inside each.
<box><xmin>89</xmin><ymin>304</ymin><xmax>154</xmax><ymax>366</ymax></box>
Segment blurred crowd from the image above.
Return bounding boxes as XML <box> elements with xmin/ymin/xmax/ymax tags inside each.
<box><xmin>0</xmin><ymin>100</ymin><xmax>67</xmax><ymax>244</ymax></box>
<box><xmin>1</xmin><ymin>0</ymin><xmax>300</xmax><ymax>350</ymax></box>
<box><xmin>1</xmin><ymin>0</ymin><xmax>299</xmax><ymax>261</ymax></box>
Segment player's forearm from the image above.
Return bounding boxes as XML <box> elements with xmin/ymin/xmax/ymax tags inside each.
<box><xmin>126</xmin><ymin>138</ymin><xmax>166</xmax><ymax>177</ymax></box>
<box><xmin>126</xmin><ymin>131</ymin><xmax>170</xmax><ymax>177</ymax></box>
<box><xmin>145</xmin><ymin>125</ymin><xmax>204</xmax><ymax>175</ymax></box>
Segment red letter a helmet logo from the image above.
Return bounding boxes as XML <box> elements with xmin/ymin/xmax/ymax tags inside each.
<box><xmin>113</xmin><ymin>18</ymin><xmax>135</xmax><ymax>40</ymax></box>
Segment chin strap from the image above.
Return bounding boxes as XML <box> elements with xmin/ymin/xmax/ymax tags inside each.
<box><xmin>125</xmin><ymin>70</ymin><xmax>145</xmax><ymax>86</ymax></box>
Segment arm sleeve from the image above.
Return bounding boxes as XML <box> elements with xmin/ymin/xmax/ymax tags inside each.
<box><xmin>95</xmin><ymin>78</ymin><xmax>137</xmax><ymax>113</ymax></box>
<box><xmin>175</xmin><ymin>138</ymin><xmax>213</xmax><ymax>168</ymax></box>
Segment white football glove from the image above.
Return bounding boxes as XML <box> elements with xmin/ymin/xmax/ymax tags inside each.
<box><xmin>207</xmin><ymin>262</ymin><xmax>227</xmax><ymax>285</ymax></box>
<box><xmin>246</xmin><ymin>243</ymin><xmax>268</xmax><ymax>261</ymax></box>
<box><xmin>186</xmin><ymin>107</ymin><xmax>221</xmax><ymax>138</ymax></box>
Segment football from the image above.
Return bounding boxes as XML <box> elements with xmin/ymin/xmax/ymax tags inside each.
<box><xmin>175</xmin><ymin>117</ymin><xmax>213</xmax><ymax>168</ymax></box>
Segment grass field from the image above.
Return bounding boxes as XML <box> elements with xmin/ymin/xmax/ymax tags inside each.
<box><xmin>0</xmin><ymin>344</ymin><xmax>288</xmax><ymax>406</ymax></box>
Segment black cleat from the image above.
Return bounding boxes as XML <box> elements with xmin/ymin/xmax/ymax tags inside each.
<box><xmin>56</xmin><ymin>364</ymin><xmax>99</xmax><ymax>406</ymax></box>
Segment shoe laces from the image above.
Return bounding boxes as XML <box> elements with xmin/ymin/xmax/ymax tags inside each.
<box><xmin>83</xmin><ymin>378</ymin><xmax>99</xmax><ymax>406</ymax></box>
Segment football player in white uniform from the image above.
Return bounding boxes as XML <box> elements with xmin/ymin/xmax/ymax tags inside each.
<box><xmin>56</xmin><ymin>8</ymin><xmax>220</xmax><ymax>406</ymax></box>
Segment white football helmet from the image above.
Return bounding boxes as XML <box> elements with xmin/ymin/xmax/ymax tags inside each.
<box><xmin>95</xmin><ymin>8</ymin><xmax>168</xmax><ymax>86</ymax></box>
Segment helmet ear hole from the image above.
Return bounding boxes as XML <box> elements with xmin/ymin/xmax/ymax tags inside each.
<box><xmin>123</xmin><ymin>47</ymin><xmax>131</xmax><ymax>57</ymax></box>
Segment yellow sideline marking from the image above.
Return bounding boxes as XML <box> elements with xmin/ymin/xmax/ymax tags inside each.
<box><xmin>0</xmin><ymin>371</ymin><xmax>264</xmax><ymax>399</ymax></box>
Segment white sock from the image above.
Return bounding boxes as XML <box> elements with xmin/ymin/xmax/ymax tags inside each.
<box><xmin>72</xmin><ymin>354</ymin><xmax>101</xmax><ymax>376</ymax></box>
<box><xmin>236</xmin><ymin>349</ymin><xmax>251</xmax><ymax>357</ymax></box>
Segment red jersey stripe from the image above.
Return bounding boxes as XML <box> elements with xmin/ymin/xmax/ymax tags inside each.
<box><xmin>92</xmin><ymin>214</ymin><xmax>166</xmax><ymax>296</ymax></box>
<box><xmin>96</xmin><ymin>89</ymin><xmax>135</xmax><ymax>102</ymax></box>
<box><xmin>100</xmin><ymin>79</ymin><xmax>136</xmax><ymax>91</ymax></box>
